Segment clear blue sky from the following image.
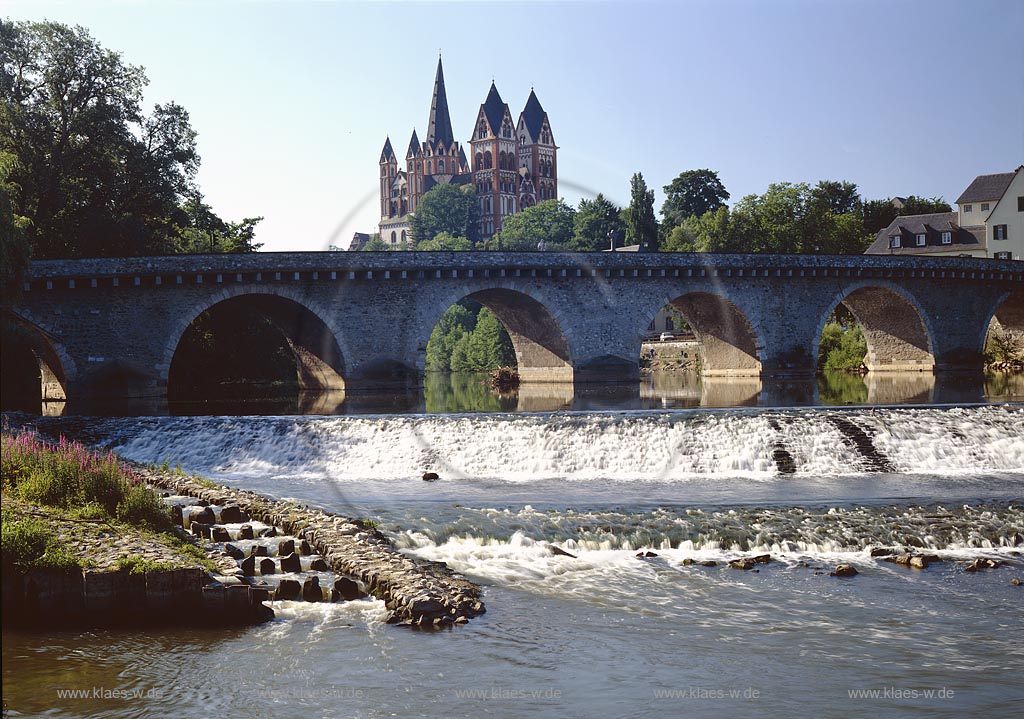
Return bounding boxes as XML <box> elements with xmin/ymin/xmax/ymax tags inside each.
<box><xmin>5</xmin><ymin>0</ymin><xmax>1023</xmax><ymax>251</ymax></box>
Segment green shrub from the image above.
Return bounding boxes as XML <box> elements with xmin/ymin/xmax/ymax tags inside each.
<box><xmin>1</xmin><ymin>513</ymin><xmax>81</xmax><ymax>572</ymax></box>
<box><xmin>824</xmin><ymin>325</ymin><xmax>868</xmax><ymax>372</ymax></box>
<box><xmin>115</xmin><ymin>554</ymin><xmax>173</xmax><ymax>575</ymax></box>
<box><xmin>116</xmin><ymin>484</ymin><xmax>172</xmax><ymax>530</ymax></box>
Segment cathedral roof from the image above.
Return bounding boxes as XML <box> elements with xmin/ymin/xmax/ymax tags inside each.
<box><xmin>426</xmin><ymin>57</ymin><xmax>455</xmax><ymax>150</ymax></box>
<box><xmin>458</xmin><ymin>146</ymin><xmax>468</xmax><ymax>170</ymax></box>
<box><xmin>482</xmin><ymin>82</ymin><xmax>508</xmax><ymax>135</ymax></box>
<box><xmin>406</xmin><ymin>129</ymin><xmax>421</xmax><ymax>158</ymax></box>
<box><xmin>520</xmin><ymin>89</ymin><xmax>547</xmax><ymax>141</ymax></box>
<box><xmin>379</xmin><ymin>136</ymin><xmax>395</xmax><ymax>163</ymax></box>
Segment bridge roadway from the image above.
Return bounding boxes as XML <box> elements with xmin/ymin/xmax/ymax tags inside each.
<box><xmin>6</xmin><ymin>251</ymin><xmax>1023</xmax><ymax>402</ymax></box>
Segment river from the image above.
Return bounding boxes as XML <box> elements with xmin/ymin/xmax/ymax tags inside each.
<box><xmin>3</xmin><ymin>371</ymin><xmax>1023</xmax><ymax>718</ymax></box>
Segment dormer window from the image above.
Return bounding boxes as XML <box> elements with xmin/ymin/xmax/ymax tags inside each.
<box><xmin>916</xmin><ymin>233</ymin><xmax>926</xmax><ymax>246</ymax></box>
<box><xmin>941</xmin><ymin>231</ymin><xmax>952</xmax><ymax>244</ymax></box>
<box><xmin>889</xmin><ymin>235</ymin><xmax>901</xmax><ymax>248</ymax></box>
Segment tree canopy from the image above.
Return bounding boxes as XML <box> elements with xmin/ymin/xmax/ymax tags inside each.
<box><xmin>661</xmin><ymin>169</ymin><xmax>730</xmax><ymax>227</ymax></box>
<box><xmin>624</xmin><ymin>172</ymin><xmax>658</xmax><ymax>251</ymax></box>
<box><xmin>571</xmin><ymin>194</ymin><xmax>625</xmax><ymax>251</ymax></box>
<box><xmin>409</xmin><ymin>183</ymin><xmax>480</xmax><ymax>245</ymax></box>
<box><xmin>494</xmin><ymin>199</ymin><xmax>575</xmax><ymax>250</ymax></box>
<box><xmin>0</xmin><ymin>20</ymin><xmax>260</xmax><ymax>259</ymax></box>
<box><xmin>662</xmin><ymin>180</ymin><xmax>873</xmax><ymax>255</ymax></box>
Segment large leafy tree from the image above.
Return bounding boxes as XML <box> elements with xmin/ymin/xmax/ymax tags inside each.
<box><xmin>663</xmin><ymin>179</ymin><xmax>872</xmax><ymax>255</ymax></box>
<box><xmin>1</xmin><ymin>20</ymin><xmax>259</xmax><ymax>258</ymax></box>
<box><xmin>660</xmin><ymin>169</ymin><xmax>730</xmax><ymax>228</ymax></box>
<box><xmin>571</xmin><ymin>194</ymin><xmax>625</xmax><ymax>251</ymax></box>
<box><xmin>415</xmin><ymin>231</ymin><xmax>472</xmax><ymax>251</ymax></box>
<box><xmin>625</xmin><ymin>172</ymin><xmax>658</xmax><ymax>251</ymax></box>
<box><xmin>409</xmin><ymin>183</ymin><xmax>480</xmax><ymax>245</ymax></box>
<box><xmin>494</xmin><ymin>199</ymin><xmax>575</xmax><ymax>251</ymax></box>
<box><xmin>0</xmin><ymin>151</ymin><xmax>30</xmax><ymax>298</ymax></box>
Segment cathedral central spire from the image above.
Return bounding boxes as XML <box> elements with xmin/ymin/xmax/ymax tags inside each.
<box><xmin>425</xmin><ymin>56</ymin><xmax>455</xmax><ymax>150</ymax></box>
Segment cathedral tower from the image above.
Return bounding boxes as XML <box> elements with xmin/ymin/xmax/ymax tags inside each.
<box><xmin>470</xmin><ymin>82</ymin><xmax>518</xmax><ymax>240</ymax></box>
<box><xmin>516</xmin><ymin>89</ymin><xmax>557</xmax><ymax>210</ymax></box>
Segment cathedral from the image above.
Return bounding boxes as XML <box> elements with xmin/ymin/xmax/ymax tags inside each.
<box><xmin>378</xmin><ymin>57</ymin><xmax>557</xmax><ymax>246</ymax></box>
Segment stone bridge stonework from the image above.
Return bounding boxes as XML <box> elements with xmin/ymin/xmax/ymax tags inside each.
<box><xmin>6</xmin><ymin>252</ymin><xmax>1023</xmax><ymax>401</ymax></box>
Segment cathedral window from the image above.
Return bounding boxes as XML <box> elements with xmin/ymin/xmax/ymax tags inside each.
<box><xmin>391</xmin><ymin>231</ymin><xmax>397</xmax><ymax>243</ymax></box>
<box><xmin>438</xmin><ymin>159</ymin><xmax>445</xmax><ymax>173</ymax></box>
<box><xmin>484</xmin><ymin>152</ymin><xmax>492</xmax><ymax>169</ymax></box>
<box><xmin>401</xmin><ymin>230</ymin><xmax>407</xmax><ymax>243</ymax></box>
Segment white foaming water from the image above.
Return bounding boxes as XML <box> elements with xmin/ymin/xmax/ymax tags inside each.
<box><xmin>108</xmin><ymin>406</ymin><xmax>1024</xmax><ymax>483</ymax></box>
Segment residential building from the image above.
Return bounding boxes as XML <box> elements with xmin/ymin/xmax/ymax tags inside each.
<box><xmin>865</xmin><ymin>166</ymin><xmax>1023</xmax><ymax>259</ymax></box>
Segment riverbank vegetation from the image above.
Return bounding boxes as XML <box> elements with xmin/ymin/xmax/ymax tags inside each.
<box><xmin>425</xmin><ymin>300</ymin><xmax>515</xmax><ymax>372</ymax></box>
<box><xmin>0</xmin><ymin>429</ymin><xmax>188</xmax><ymax>573</ymax></box>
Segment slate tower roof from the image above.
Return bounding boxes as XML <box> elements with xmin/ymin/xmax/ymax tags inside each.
<box><xmin>425</xmin><ymin>57</ymin><xmax>455</xmax><ymax>150</ymax></box>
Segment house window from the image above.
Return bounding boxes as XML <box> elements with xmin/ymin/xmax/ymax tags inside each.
<box><xmin>916</xmin><ymin>233</ymin><xmax>926</xmax><ymax>246</ymax></box>
<box><xmin>1018</xmin><ymin>196</ymin><xmax>1024</xmax><ymax>212</ymax></box>
<box><xmin>941</xmin><ymin>231</ymin><xmax>952</xmax><ymax>244</ymax></box>
<box><xmin>993</xmin><ymin>224</ymin><xmax>1008</xmax><ymax>240</ymax></box>
<box><xmin>889</xmin><ymin>235</ymin><xmax>901</xmax><ymax>248</ymax></box>
<box><xmin>995</xmin><ymin>251</ymin><xmax>1011</xmax><ymax>260</ymax></box>
<box><xmin>963</xmin><ymin>204</ymin><xmax>973</xmax><ymax>213</ymax></box>
<box><xmin>981</xmin><ymin>203</ymin><xmax>990</xmax><ymax>212</ymax></box>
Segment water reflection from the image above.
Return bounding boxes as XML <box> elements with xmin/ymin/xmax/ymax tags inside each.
<box><xmin>17</xmin><ymin>370</ymin><xmax>1024</xmax><ymax>417</ymax></box>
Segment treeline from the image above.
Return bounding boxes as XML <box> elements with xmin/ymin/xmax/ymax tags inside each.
<box><xmin>1</xmin><ymin>20</ymin><xmax>262</xmax><ymax>294</ymax></box>
<box><xmin>366</xmin><ymin>167</ymin><xmax>949</xmax><ymax>256</ymax></box>
<box><xmin>425</xmin><ymin>300</ymin><xmax>515</xmax><ymax>372</ymax></box>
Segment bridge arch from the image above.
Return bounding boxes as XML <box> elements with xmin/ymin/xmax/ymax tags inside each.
<box><xmin>982</xmin><ymin>288</ymin><xmax>1024</xmax><ymax>362</ymax></box>
<box><xmin>0</xmin><ymin>311</ymin><xmax>71</xmax><ymax>411</ymax></box>
<box><xmin>163</xmin><ymin>287</ymin><xmax>347</xmax><ymax>396</ymax></box>
<box><xmin>642</xmin><ymin>291</ymin><xmax>763</xmax><ymax>376</ymax></box>
<box><xmin>813</xmin><ymin>282</ymin><xmax>935</xmax><ymax>372</ymax></box>
<box><xmin>419</xmin><ymin>285</ymin><xmax>573</xmax><ymax>382</ymax></box>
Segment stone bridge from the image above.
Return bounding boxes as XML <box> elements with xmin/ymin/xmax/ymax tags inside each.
<box><xmin>5</xmin><ymin>252</ymin><xmax>1023</xmax><ymax>403</ymax></box>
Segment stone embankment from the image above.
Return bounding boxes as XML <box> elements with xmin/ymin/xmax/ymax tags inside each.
<box><xmin>142</xmin><ymin>469</ymin><xmax>486</xmax><ymax>627</ymax></box>
<box><xmin>1</xmin><ymin>497</ymin><xmax>271</xmax><ymax>628</ymax></box>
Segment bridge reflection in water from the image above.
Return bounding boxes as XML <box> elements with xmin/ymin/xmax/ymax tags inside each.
<box><xmin>27</xmin><ymin>370</ymin><xmax>1024</xmax><ymax>417</ymax></box>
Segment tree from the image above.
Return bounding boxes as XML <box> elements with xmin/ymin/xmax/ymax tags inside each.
<box><xmin>663</xmin><ymin>206</ymin><xmax>736</xmax><ymax>253</ymax></box>
<box><xmin>494</xmin><ymin>199</ymin><xmax>575</xmax><ymax>250</ymax></box>
<box><xmin>425</xmin><ymin>302</ymin><xmax>476</xmax><ymax>371</ymax></box>
<box><xmin>0</xmin><ymin>151</ymin><xmax>31</xmax><ymax>299</ymax></box>
<box><xmin>409</xmin><ymin>183</ymin><xmax>480</xmax><ymax>245</ymax></box>
<box><xmin>898</xmin><ymin>196</ymin><xmax>952</xmax><ymax>216</ymax></box>
<box><xmin>811</xmin><ymin>180</ymin><xmax>861</xmax><ymax>216</ymax></box>
<box><xmin>415</xmin><ymin>231</ymin><xmax>472</xmax><ymax>251</ymax></box>
<box><xmin>361</xmin><ymin>235</ymin><xmax>389</xmax><ymax>251</ymax></box>
<box><xmin>660</xmin><ymin>169</ymin><xmax>730</xmax><ymax>228</ymax></box>
<box><xmin>626</xmin><ymin>172</ymin><xmax>658</xmax><ymax>251</ymax></box>
<box><xmin>571</xmin><ymin>194</ymin><xmax>625</xmax><ymax>251</ymax></box>
<box><xmin>1</xmin><ymin>20</ymin><xmax>258</xmax><ymax>258</ymax></box>
<box><xmin>174</xmin><ymin>196</ymin><xmax>262</xmax><ymax>253</ymax></box>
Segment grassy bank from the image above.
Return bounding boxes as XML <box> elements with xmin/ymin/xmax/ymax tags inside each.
<box><xmin>1</xmin><ymin>429</ymin><xmax>209</xmax><ymax>573</ymax></box>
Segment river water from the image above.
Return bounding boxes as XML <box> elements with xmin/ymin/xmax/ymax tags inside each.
<box><xmin>3</xmin><ymin>373</ymin><xmax>1024</xmax><ymax>718</ymax></box>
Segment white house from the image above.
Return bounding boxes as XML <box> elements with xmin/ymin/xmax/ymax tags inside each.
<box><xmin>866</xmin><ymin>166</ymin><xmax>1023</xmax><ymax>259</ymax></box>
